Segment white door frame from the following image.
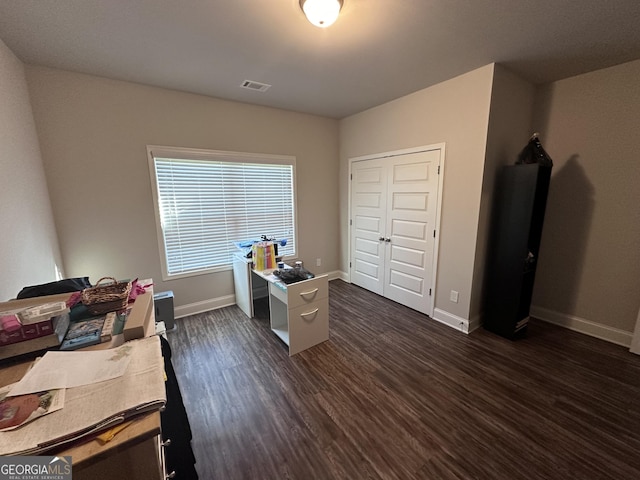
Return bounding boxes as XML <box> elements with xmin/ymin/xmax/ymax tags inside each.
<box><xmin>347</xmin><ymin>143</ymin><xmax>446</xmax><ymax>318</ymax></box>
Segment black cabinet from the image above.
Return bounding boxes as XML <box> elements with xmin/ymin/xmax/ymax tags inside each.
<box><xmin>484</xmin><ymin>163</ymin><xmax>552</xmax><ymax>338</ymax></box>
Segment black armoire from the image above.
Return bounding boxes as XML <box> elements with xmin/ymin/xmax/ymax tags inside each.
<box><xmin>484</xmin><ymin>135</ymin><xmax>553</xmax><ymax>339</ymax></box>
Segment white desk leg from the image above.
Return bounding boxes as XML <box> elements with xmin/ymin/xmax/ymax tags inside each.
<box><xmin>233</xmin><ymin>256</ymin><xmax>254</xmax><ymax>318</ymax></box>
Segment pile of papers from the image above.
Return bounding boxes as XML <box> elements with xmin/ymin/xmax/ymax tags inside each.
<box><xmin>0</xmin><ymin>336</ymin><xmax>166</xmax><ymax>455</ymax></box>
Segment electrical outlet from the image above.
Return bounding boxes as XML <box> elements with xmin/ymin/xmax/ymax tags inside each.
<box><xmin>316</xmin><ymin>258</ymin><xmax>322</xmax><ymax>267</ymax></box>
<box><xmin>450</xmin><ymin>290</ymin><xmax>459</xmax><ymax>303</ymax></box>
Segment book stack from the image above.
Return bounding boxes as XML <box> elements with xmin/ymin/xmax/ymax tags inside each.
<box><xmin>0</xmin><ymin>302</ymin><xmax>71</xmax><ymax>361</ymax></box>
<box><xmin>60</xmin><ymin>312</ymin><xmax>116</xmax><ymax>350</ymax></box>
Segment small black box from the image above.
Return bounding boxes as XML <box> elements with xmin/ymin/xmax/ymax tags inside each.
<box><xmin>154</xmin><ymin>291</ymin><xmax>175</xmax><ymax>330</ymax></box>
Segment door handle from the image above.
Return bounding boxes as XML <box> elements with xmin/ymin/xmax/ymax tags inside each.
<box><xmin>385</xmin><ymin>238</ymin><xmax>391</xmax><ymax>242</ymax></box>
<box><xmin>379</xmin><ymin>237</ymin><xmax>385</xmax><ymax>241</ymax></box>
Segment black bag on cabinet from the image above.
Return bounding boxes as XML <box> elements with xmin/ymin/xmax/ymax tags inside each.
<box><xmin>516</xmin><ymin>132</ymin><xmax>554</xmax><ymax>167</ymax></box>
<box><xmin>16</xmin><ymin>277</ymin><xmax>92</xmax><ymax>299</ymax></box>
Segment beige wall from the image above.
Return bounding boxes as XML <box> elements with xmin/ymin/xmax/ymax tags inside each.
<box><xmin>0</xmin><ymin>40</ymin><xmax>63</xmax><ymax>300</ymax></box>
<box><xmin>7</xmin><ymin>48</ymin><xmax>637</xmax><ymax>342</ymax></box>
<box><xmin>25</xmin><ymin>66</ymin><xmax>340</xmax><ymax>310</ymax></box>
<box><xmin>474</xmin><ymin>65</ymin><xmax>535</xmax><ymax>319</ymax></box>
<box><xmin>532</xmin><ymin>59</ymin><xmax>640</xmax><ymax>333</ymax></box>
<box><xmin>339</xmin><ymin>65</ymin><xmax>494</xmax><ymax>322</ymax></box>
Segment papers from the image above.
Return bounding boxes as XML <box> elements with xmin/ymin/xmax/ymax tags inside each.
<box><xmin>0</xmin><ymin>383</ymin><xmax>65</xmax><ymax>431</ymax></box>
<box><xmin>0</xmin><ymin>336</ymin><xmax>165</xmax><ymax>456</ymax></box>
<box><xmin>8</xmin><ymin>343</ymin><xmax>133</xmax><ymax>396</ymax></box>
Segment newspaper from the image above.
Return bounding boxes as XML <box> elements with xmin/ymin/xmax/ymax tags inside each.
<box><xmin>8</xmin><ymin>342</ymin><xmax>133</xmax><ymax>396</ymax></box>
<box><xmin>0</xmin><ymin>383</ymin><xmax>65</xmax><ymax>431</ymax></box>
<box><xmin>0</xmin><ymin>336</ymin><xmax>166</xmax><ymax>455</ymax></box>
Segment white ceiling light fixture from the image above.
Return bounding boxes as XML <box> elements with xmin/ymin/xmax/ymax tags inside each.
<box><xmin>299</xmin><ymin>0</ymin><xmax>343</xmax><ymax>28</ymax></box>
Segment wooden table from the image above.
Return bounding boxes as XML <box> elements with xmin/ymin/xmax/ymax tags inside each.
<box><xmin>0</xmin><ymin>286</ymin><xmax>165</xmax><ymax>480</ymax></box>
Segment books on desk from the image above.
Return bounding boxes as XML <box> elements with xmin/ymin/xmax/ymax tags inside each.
<box><xmin>0</xmin><ymin>301</ymin><xmax>71</xmax><ymax>361</ymax></box>
<box><xmin>0</xmin><ymin>316</ymin><xmax>56</xmax><ymax>346</ymax></box>
<box><xmin>60</xmin><ymin>312</ymin><xmax>116</xmax><ymax>350</ymax></box>
<box><xmin>0</xmin><ymin>313</ymin><xmax>70</xmax><ymax>361</ymax></box>
<box><xmin>0</xmin><ymin>286</ymin><xmax>153</xmax><ymax>360</ymax></box>
<box><xmin>0</xmin><ymin>335</ymin><xmax>166</xmax><ymax>456</ymax></box>
<box><xmin>0</xmin><ymin>308</ymin><xmax>118</xmax><ymax>355</ymax></box>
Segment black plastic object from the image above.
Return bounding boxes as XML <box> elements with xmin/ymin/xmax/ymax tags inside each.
<box><xmin>516</xmin><ymin>132</ymin><xmax>554</xmax><ymax>166</ymax></box>
<box><xmin>273</xmin><ymin>268</ymin><xmax>315</xmax><ymax>284</ymax></box>
<box><xmin>159</xmin><ymin>335</ymin><xmax>199</xmax><ymax>479</ymax></box>
<box><xmin>16</xmin><ymin>277</ymin><xmax>92</xmax><ymax>299</ymax></box>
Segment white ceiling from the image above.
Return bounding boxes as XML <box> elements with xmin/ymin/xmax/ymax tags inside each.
<box><xmin>1</xmin><ymin>0</ymin><xmax>640</xmax><ymax>119</ymax></box>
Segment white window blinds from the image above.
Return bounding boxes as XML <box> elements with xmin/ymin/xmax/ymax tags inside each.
<box><xmin>149</xmin><ymin>148</ymin><xmax>296</xmax><ymax>278</ymax></box>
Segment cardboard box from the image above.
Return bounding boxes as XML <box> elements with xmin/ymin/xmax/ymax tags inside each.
<box><xmin>0</xmin><ymin>293</ymin><xmax>73</xmax><ymax>311</ymax></box>
<box><xmin>124</xmin><ymin>288</ymin><xmax>153</xmax><ymax>341</ymax></box>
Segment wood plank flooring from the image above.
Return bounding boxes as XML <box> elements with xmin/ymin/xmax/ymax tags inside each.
<box><xmin>167</xmin><ymin>280</ymin><xmax>640</xmax><ymax>480</ymax></box>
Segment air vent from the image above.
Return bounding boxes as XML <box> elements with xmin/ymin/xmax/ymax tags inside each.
<box><xmin>240</xmin><ymin>80</ymin><xmax>271</xmax><ymax>92</ymax></box>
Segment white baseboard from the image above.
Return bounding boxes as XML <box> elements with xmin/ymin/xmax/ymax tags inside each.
<box><xmin>530</xmin><ymin>305</ymin><xmax>633</xmax><ymax>348</ymax></box>
<box><xmin>467</xmin><ymin>313</ymin><xmax>482</xmax><ymax>333</ymax></box>
<box><xmin>175</xmin><ymin>294</ymin><xmax>235</xmax><ymax>319</ymax></box>
<box><xmin>330</xmin><ymin>270</ymin><xmax>349</xmax><ymax>282</ymax></box>
<box><xmin>431</xmin><ymin>308</ymin><xmax>469</xmax><ymax>334</ymax></box>
<box><xmin>631</xmin><ymin>308</ymin><xmax>640</xmax><ymax>355</ymax></box>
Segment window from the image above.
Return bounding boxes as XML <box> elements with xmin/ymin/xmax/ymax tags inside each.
<box><xmin>148</xmin><ymin>146</ymin><xmax>296</xmax><ymax>279</ymax></box>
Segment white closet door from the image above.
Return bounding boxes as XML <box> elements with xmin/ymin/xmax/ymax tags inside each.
<box><xmin>351</xmin><ymin>158</ymin><xmax>387</xmax><ymax>295</ymax></box>
<box><xmin>383</xmin><ymin>150</ymin><xmax>439</xmax><ymax>315</ymax></box>
<box><xmin>350</xmin><ymin>148</ymin><xmax>441</xmax><ymax>316</ymax></box>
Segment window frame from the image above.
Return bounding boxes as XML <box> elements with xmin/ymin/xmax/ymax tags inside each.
<box><xmin>147</xmin><ymin>145</ymin><xmax>298</xmax><ymax>281</ymax></box>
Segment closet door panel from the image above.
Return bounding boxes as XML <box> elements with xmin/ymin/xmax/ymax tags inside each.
<box><xmin>384</xmin><ymin>151</ymin><xmax>439</xmax><ymax>314</ymax></box>
<box><xmin>350</xmin><ymin>148</ymin><xmax>442</xmax><ymax>316</ymax></box>
<box><xmin>351</xmin><ymin>159</ymin><xmax>387</xmax><ymax>295</ymax></box>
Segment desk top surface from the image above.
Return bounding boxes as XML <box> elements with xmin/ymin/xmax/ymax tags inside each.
<box><xmin>0</xmin><ymin>359</ymin><xmax>161</xmax><ymax>464</ymax></box>
<box><xmin>0</xmin><ymin>285</ymin><xmax>160</xmax><ymax>465</ymax></box>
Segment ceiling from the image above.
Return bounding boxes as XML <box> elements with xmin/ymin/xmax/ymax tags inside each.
<box><xmin>1</xmin><ymin>0</ymin><xmax>640</xmax><ymax>119</ymax></box>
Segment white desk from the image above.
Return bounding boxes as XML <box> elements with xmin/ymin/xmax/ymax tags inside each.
<box><xmin>233</xmin><ymin>255</ymin><xmax>329</xmax><ymax>355</ymax></box>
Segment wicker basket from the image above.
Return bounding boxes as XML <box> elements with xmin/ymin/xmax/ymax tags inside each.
<box><xmin>81</xmin><ymin>277</ymin><xmax>132</xmax><ymax>315</ymax></box>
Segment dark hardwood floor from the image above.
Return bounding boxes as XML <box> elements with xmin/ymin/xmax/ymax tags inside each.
<box><xmin>167</xmin><ymin>280</ymin><xmax>640</xmax><ymax>480</ymax></box>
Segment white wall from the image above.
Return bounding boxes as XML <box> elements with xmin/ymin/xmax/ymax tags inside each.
<box><xmin>0</xmin><ymin>39</ymin><xmax>63</xmax><ymax>300</ymax></box>
<box><xmin>25</xmin><ymin>66</ymin><xmax>340</xmax><ymax>313</ymax></box>
<box><xmin>7</xmin><ymin>45</ymin><xmax>638</xmax><ymax>346</ymax></box>
<box><xmin>339</xmin><ymin>65</ymin><xmax>494</xmax><ymax>326</ymax></box>
<box><xmin>531</xmin><ymin>59</ymin><xmax>640</xmax><ymax>343</ymax></box>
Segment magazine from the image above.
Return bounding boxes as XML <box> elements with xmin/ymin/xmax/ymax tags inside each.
<box><xmin>0</xmin><ymin>383</ymin><xmax>65</xmax><ymax>431</ymax></box>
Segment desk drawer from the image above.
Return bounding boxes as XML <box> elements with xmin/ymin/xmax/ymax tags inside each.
<box><xmin>288</xmin><ymin>299</ymin><xmax>329</xmax><ymax>356</ymax></box>
<box><xmin>285</xmin><ymin>275</ymin><xmax>328</xmax><ymax>310</ymax></box>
